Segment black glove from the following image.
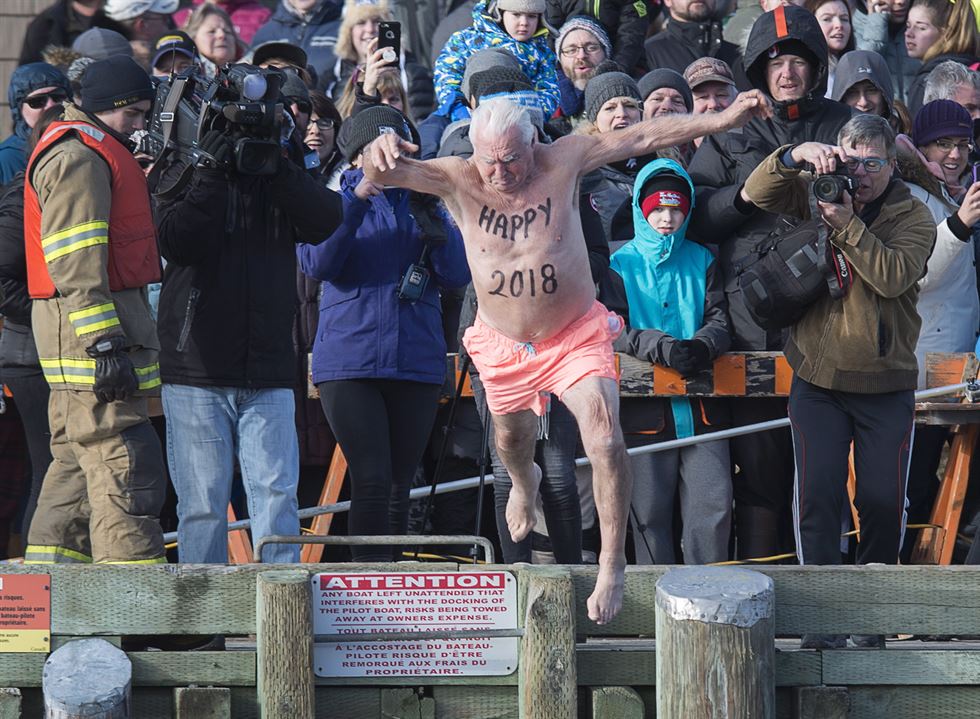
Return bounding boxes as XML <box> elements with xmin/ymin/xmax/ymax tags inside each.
<box><xmin>408</xmin><ymin>192</ymin><xmax>449</xmax><ymax>247</ymax></box>
<box><xmin>665</xmin><ymin>339</ymin><xmax>698</xmax><ymax>377</ymax></box>
<box><xmin>688</xmin><ymin>338</ymin><xmax>713</xmax><ymax>373</ymax></box>
<box><xmin>85</xmin><ymin>335</ymin><xmax>138</xmax><ymax>403</ymax></box>
<box><xmin>196</xmin><ymin>130</ymin><xmax>235</xmax><ymax>172</ymax></box>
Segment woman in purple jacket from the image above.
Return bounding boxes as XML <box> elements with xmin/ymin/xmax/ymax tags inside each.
<box><xmin>298</xmin><ymin>106</ymin><xmax>470</xmax><ymax>562</ymax></box>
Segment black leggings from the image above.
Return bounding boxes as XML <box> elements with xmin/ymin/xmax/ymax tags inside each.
<box><xmin>318</xmin><ymin>379</ymin><xmax>441</xmax><ymax>562</ymax></box>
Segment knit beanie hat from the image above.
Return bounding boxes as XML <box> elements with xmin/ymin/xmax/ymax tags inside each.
<box><xmin>461</xmin><ymin>49</ymin><xmax>521</xmax><ymax>100</ymax></box>
<box><xmin>912</xmin><ymin>100</ymin><xmax>974</xmax><ymax>148</ymax></box>
<box><xmin>637</xmin><ymin>68</ymin><xmax>693</xmax><ymax>112</ymax></box>
<box><xmin>79</xmin><ymin>56</ymin><xmax>154</xmax><ymax>113</ymax></box>
<box><xmin>496</xmin><ymin>0</ymin><xmax>546</xmax><ymax>15</ymax></box>
<box><xmin>555</xmin><ymin>15</ymin><xmax>612</xmax><ymax>58</ymax></box>
<box><xmin>639</xmin><ymin>172</ymin><xmax>691</xmax><ymax>219</ymax></box>
<box><xmin>72</xmin><ymin>28</ymin><xmax>134</xmax><ymax>61</ymax></box>
<box><xmin>584</xmin><ymin>67</ymin><xmax>641</xmax><ymax>123</ymax></box>
<box><xmin>337</xmin><ymin>104</ymin><xmax>414</xmax><ymax>162</ymax></box>
<box><xmin>468</xmin><ymin>67</ymin><xmax>533</xmax><ymax>101</ymax></box>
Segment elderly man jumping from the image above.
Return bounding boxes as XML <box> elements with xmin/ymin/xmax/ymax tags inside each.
<box><xmin>364</xmin><ymin>90</ymin><xmax>771</xmax><ymax>624</ymax></box>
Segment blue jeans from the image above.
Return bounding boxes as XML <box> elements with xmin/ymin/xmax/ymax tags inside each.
<box><xmin>162</xmin><ymin>384</ymin><xmax>300</xmax><ymax>563</ymax></box>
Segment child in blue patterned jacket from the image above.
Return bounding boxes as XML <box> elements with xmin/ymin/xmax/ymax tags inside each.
<box><xmin>433</xmin><ymin>0</ymin><xmax>559</xmax><ymax>119</ymax></box>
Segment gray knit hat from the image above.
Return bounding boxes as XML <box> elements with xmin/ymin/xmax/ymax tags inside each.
<box><xmin>461</xmin><ymin>49</ymin><xmax>521</xmax><ymax>100</ymax></box>
<box><xmin>555</xmin><ymin>15</ymin><xmax>612</xmax><ymax>58</ymax></box>
<box><xmin>638</xmin><ymin>68</ymin><xmax>693</xmax><ymax>112</ymax></box>
<box><xmin>584</xmin><ymin>69</ymin><xmax>641</xmax><ymax>123</ymax></box>
<box><xmin>72</xmin><ymin>28</ymin><xmax>133</xmax><ymax>61</ymax></box>
<box><xmin>495</xmin><ymin>0</ymin><xmax>545</xmax><ymax>14</ymax></box>
<box><xmin>337</xmin><ymin>105</ymin><xmax>415</xmax><ymax>162</ymax></box>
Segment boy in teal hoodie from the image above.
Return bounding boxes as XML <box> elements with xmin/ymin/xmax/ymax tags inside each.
<box><xmin>599</xmin><ymin>159</ymin><xmax>734</xmax><ymax>564</ymax></box>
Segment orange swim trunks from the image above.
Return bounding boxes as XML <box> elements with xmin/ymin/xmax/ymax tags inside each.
<box><xmin>462</xmin><ymin>300</ymin><xmax>624</xmax><ymax>416</ymax></box>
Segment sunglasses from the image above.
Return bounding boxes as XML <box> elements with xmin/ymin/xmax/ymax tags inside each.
<box><xmin>24</xmin><ymin>91</ymin><xmax>68</xmax><ymax>109</ymax></box>
<box><xmin>288</xmin><ymin>98</ymin><xmax>312</xmax><ymax>115</ymax></box>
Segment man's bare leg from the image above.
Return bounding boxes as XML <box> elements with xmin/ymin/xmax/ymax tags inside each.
<box><xmin>489</xmin><ymin>409</ymin><xmax>543</xmax><ymax>543</ymax></box>
<box><xmin>560</xmin><ymin>376</ymin><xmax>632</xmax><ymax>625</ymax></box>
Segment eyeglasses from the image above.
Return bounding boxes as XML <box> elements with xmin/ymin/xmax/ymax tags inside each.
<box><xmin>560</xmin><ymin>42</ymin><xmax>604</xmax><ymax>57</ymax></box>
<box><xmin>932</xmin><ymin>138</ymin><xmax>974</xmax><ymax>154</ymax></box>
<box><xmin>24</xmin><ymin>91</ymin><xmax>67</xmax><ymax>109</ymax></box>
<box><xmin>843</xmin><ymin>156</ymin><xmax>888</xmax><ymax>173</ymax></box>
<box><xmin>313</xmin><ymin>118</ymin><xmax>336</xmax><ymax>131</ymax></box>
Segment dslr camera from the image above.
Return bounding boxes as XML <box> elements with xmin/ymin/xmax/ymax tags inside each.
<box><xmin>812</xmin><ymin>171</ymin><xmax>857</xmax><ymax>204</ymax></box>
<box><xmin>137</xmin><ymin>63</ymin><xmax>287</xmax><ymax>177</ymax></box>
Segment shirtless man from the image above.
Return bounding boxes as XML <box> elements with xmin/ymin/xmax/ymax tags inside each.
<box><xmin>364</xmin><ymin>91</ymin><xmax>772</xmax><ymax>624</ymax></box>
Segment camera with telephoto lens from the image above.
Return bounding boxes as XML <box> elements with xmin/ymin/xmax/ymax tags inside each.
<box><xmin>136</xmin><ymin>63</ymin><xmax>287</xmax><ymax>177</ymax></box>
<box><xmin>812</xmin><ymin>172</ymin><xmax>858</xmax><ymax>204</ymax></box>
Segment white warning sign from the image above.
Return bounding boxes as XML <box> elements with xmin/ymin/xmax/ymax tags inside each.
<box><xmin>312</xmin><ymin>571</ymin><xmax>518</xmax><ymax>677</ymax></box>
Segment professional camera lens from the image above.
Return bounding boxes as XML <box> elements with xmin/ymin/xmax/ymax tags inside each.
<box><xmin>813</xmin><ymin>175</ymin><xmax>848</xmax><ymax>203</ymax></box>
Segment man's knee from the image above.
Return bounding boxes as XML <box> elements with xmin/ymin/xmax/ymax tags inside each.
<box><xmin>493</xmin><ymin>421</ymin><xmax>534</xmax><ymax>457</ymax></box>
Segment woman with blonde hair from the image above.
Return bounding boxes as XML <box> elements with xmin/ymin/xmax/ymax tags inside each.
<box><xmin>905</xmin><ymin>0</ymin><xmax>980</xmax><ymax>112</ymax></box>
<box><xmin>183</xmin><ymin>3</ymin><xmax>243</xmax><ymax>77</ymax></box>
<box><xmin>329</xmin><ymin>0</ymin><xmax>434</xmax><ymax>119</ymax></box>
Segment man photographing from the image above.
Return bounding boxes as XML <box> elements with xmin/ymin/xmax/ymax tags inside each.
<box><xmin>362</xmin><ymin>89</ymin><xmax>772</xmax><ymax>623</ymax></box>
<box><xmin>24</xmin><ymin>56</ymin><xmax>166</xmax><ymax>565</ymax></box>
<box><xmin>741</xmin><ymin>113</ymin><xmax>935</xmax><ymax>647</ymax></box>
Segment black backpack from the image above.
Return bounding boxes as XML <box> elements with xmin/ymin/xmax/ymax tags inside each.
<box><xmin>735</xmin><ymin>215</ymin><xmax>853</xmax><ymax>332</ymax></box>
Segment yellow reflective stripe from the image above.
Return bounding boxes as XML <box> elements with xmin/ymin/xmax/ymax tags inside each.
<box><xmin>68</xmin><ymin>303</ymin><xmax>120</xmax><ymax>337</ymax></box>
<box><xmin>42</xmin><ymin>221</ymin><xmax>109</xmax><ymax>262</ymax></box>
<box><xmin>102</xmin><ymin>556</ymin><xmax>168</xmax><ymax>565</ymax></box>
<box><xmin>24</xmin><ymin>544</ymin><xmax>93</xmax><ymax>563</ymax></box>
<box><xmin>40</xmin><ymin>357</ymin><xmax>159</xmax><ymax>389</ymax></box>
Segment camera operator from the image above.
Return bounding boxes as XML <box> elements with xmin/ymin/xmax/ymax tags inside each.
<box><xmin>23</xmin><ymin>56</ymin><xmax>167</xmax><ymax>565</ymax></box>
<box><xmin>154</xmin><ymin>66</ymin><xmax>343</xmax><ymax>565</ymax></box>
<box><xmin>742</xmin><ymin>113</ymin><xmax>936</xmax><ymax>648</ymax></box>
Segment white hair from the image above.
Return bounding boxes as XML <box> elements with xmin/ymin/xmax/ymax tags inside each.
<box><xmin>924</xmin><ymin>61</ymin><xmax>980</xmax><ymax>105</ymax></box>
<box><xmin>470</xmin><ymin>97</ymin><xmax>535</xmax><ymax>147</ymax></box>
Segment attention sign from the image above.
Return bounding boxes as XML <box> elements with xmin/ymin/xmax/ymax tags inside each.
<box><xmin>312</xmin><ymin>571</ymin><xmax>518</xmax><ymax>677</ymax></box>
<box><xmin>0</xmin><ymin>575</ymin><xmax>50</xmax><ymax>652</ymax></box>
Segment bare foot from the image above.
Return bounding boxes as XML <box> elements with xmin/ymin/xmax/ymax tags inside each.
<box><xmin>505</xmin><ymin>462</ymin><xmax>542</xmax><ymax>543</ymax></box>
<box><xmin>587</xmin><ymin>562</ymin><xmax>625</xmax><ymax>625</ymax></box>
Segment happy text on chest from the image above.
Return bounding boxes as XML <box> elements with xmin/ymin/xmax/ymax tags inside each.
<box><xmin>477</xmin><ymin>197</ymin><xmax>552</xmax><ymax>241</ymax></box>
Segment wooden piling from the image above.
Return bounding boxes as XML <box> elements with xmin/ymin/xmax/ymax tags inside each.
<box><xmin>655</xmin><ymin>566</ymin><xmax>775</xmax><ymax>718</ymax></box>
<box><xmin>42</xmin><ymin>638</ymin><xmax>131</xmax><ymax>718</ymax></box>
<box><xmin>256</xmin><ymin>570</ymin><xmax>314</xmax><ymax>719</ymax></box>
<box><xmin>518</xmin><ymin>567</ymin><xmax>576</xmax><ymax>719</ymax></box>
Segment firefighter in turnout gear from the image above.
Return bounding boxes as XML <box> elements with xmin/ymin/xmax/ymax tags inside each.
<box><xmin>22</xmin><ymin>56</ymin><xmax>166</xmax><ymax>564</ymax></box>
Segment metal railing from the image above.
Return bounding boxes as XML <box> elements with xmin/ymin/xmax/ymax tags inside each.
<box><xmin>161</xmin><ymin>380</ymin><xmax>973</xmax><ymax>543</ymax></box>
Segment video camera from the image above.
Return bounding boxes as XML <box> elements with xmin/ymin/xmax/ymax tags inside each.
<box><xmin>136</xmin><ymin>63</ymin><xmax>288</xmax><ymax>177</ymax></box>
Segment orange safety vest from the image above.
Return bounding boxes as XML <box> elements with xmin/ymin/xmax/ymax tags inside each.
<box><xmin>23</xmin><ymin>120</ymin><xmax>161</xmax><ymax>299</ymax></box>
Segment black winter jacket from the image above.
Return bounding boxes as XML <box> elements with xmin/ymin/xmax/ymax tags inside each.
<box><xmin>155</xmin><ymin>158</ymin><xmax>343</xmax><ymax>389</ymax></box>
<box><xmin>906</xmin><ymin>53</ymin><xmax>977</xmax><ymax>117</ymax></box>
<box><xmin>643</xmin><ymin>18</ymin><xmax>748</xmax><ymax>88</ymax></box>
<box><xmin>546</xmin><ymin>0</ymin><xmax>651</xmax><ymax>73</ymax></box>
<box><xmin>0</xmin><ymin>174</ymin><xmax>42</xmax><ymax>377</ymax></box>
<box><xmin>19</xmin><ymin>0</ymin><xmax>130</xmax><ymax>65</ymax></box>
<box><xmin>687</xmin><ymin>5</ymin><xmax>852</xmax><ymax>351</ymax></box>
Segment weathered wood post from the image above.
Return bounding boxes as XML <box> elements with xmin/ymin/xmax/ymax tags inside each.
<box><xmin>518</xmin><ymin>566</ymin><xmax>576</xmax><ymax>719</ymax></box>
<box><xmin>256</xmin><ymin>570</ymin><xmax>314</xmax><ymax>719</ymax></box>
<box><xmin>42</xmin><ymin>637</ymin><xmax>131</xmax><ymax>718</ymax></box>
<box><xmin>656</xmin><ymin>566</ymin><xmax>774</xmax><ymax>718</ymax></box>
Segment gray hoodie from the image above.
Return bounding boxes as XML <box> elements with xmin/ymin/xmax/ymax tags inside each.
<box><xmin>831</xmin><ymin>49</ymin><xmax>895</xmax><ymax>118</ymax></box>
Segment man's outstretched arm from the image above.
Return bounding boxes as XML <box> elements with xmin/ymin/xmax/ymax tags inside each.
<box><xmin>576</xmin><ymin>90</ymin><xmax>773</xmax><ymax>174</ymax></box>
<box><xmin>362</xmin><ymin>134</ymin><xmax>459</xmax><ymax>198</ymax></box>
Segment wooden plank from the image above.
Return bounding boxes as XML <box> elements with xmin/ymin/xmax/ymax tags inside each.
<box><xmin>0</xmin><ymin>563</ymin><xmax>456</xmax><ymax>636</ymax></box>
<box><xmin>300</xmin><ymin>447</ymin><xmax>348</xmax><ymax>563</ymax></box>
<box><xmin>129</xmin><ymin>652</ymin><xmax>255</xmax><ymax>686</ymax></box>
<box><xmin>925</xmin><ymin>353</ymin><xmax>979</xmax><ymax>393</ymax></box>
<box><xmin>794</xmin><ymin>686</ymin><xmax>848</xmax><ymax>719</ymax></box>
<box><xmin>314</xmin><ymin>688</ymin><xmax>381</xmax><ymax>717</ymax></box>
<box><xmin>518</xmin><ymin>567</ymin><xmax>576</xmax><ymax>719</ymax></box>
<box><xmin>432</xmin><ymin>686</ymin><xmax>518</xmax><ymax>719</ymax></box>
<box><xmin>569</xmin><ymin>565</ymin><xmax>980</xmax><ymax>637</ymax></box>
<box><xmin>0</xmin><ymin>688</ymin><xmax>21</xmax><ymax>719</ymax></box>
<box><xmin>174</xmin><ymin>687</ymin><xmax>230</xmax><ymax>719</ymax></box>
<box><xmin>824</xmin><ymin>650</ymin><xmax>980</xmax><ymax>685</ymax></box>
<box><xmin>226</xmin><ymin>505</ymin><xmax>253</xmax><ymax>564</ymax></box>
<box><xmin>848</xmin><ymin>687</ymin><xmax>980</xmax><ymax>718</ymax></box>
<box><xmin>380</xmin><ymin>687</ymin><xmax>435</xmax><ymax>718</ymax></box>
<box><xmin>591</xmin><ymin>686</ymin><xmax>643</xmax><ymax>718</ymax></box>
<box><xmin>256</xmin><ymin>571</ymin><xmax>314</xmax><ymax>719</ymax></box>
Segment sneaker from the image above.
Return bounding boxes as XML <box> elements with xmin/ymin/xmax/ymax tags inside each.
<box><xmin>850</xmin><ymin>634</ymin><xmax>885</xmax><ymax>648</ymax></box>
<box><xmin>800</xmin><ymin>633</ymin><xmax>847</xmax><ymax>649</ymax></box>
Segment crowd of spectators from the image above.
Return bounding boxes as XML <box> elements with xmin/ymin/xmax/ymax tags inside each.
<box><xmin>0</xmin><ymin>0</ymin><xmax>979</xmax><ymax>605</ymax></box>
